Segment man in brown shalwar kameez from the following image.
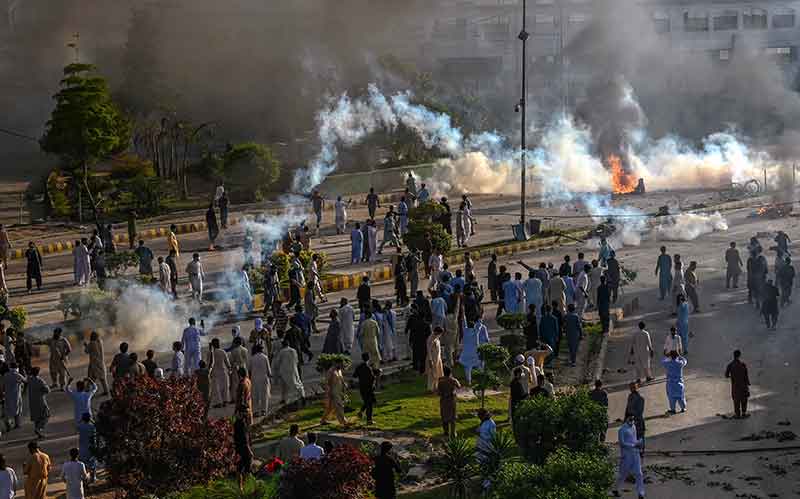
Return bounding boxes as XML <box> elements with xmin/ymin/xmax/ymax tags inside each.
<box><xmin>725</xmin><ymin>349</ymin><xmax>750</xmax><ymax>419</ymax></box>
<box><xmin>437</xmin><ymin>366</ymin><xmax>461</xmax><ymax>438</ymax></box>
<box><xmin>24</xmin><ymin>441</ymin><xmax>50</xmax><ymax>499</ymax></box>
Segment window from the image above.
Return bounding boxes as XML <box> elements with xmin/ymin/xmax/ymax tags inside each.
<box><xmin>569</xmin><ymin>13</ymin><xmax>589</xmax><ymax>24</ymax></box>
<box><xmin>773</xmin><ymin>7</ymin><xmax>796</xmax><ymax>28</ymax></box>
<box><xmin>713</xmin><ymin>10</ymin><xmax>738</xmax><ymax>31</ymax></box>
<box><xmin>743</xmin><ymin>8</ymin><xmax>767</xmax><ymax>29</ymax></box>
<box><xmin>653</xmin><ymin>10</ymin><xmax>670</xmax><ymax>33</ymax></box>
<box><xmin>536</xmin><ymin>0</ymin><xmax>554</xmax><ymax>4</ymax></box>
<box><xmin>766</xmin><ymin>46</ymin><xmax>794</xmax><ymax>63</ymax></box>
<box><xmin>535</xmin><ymin>14</ymin><xmax>556</xmax><ymax>25</ymax></box>
<box><xmin>684</xmin><ymin>10</ymin><xmax>709</xmax><ymax>32</ymax></box>
<box><xmin>719</xmin><ymin>49</ymin><xmax>730</xmax><ymax>61</ymax></box>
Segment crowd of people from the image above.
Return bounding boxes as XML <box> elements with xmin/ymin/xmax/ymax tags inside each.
<box><xmin>0</xmin><ymin>171</ymin><xmax>795</xmax><ymax>499</ymax></box>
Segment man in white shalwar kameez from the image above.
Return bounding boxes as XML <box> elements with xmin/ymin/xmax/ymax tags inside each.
<box><xmin>248</xmin><ymin>343</ymin><xmax>272</xmax><ymax>417</ymax></box>
<box><xmin>209</xmin><ymin>338</ymin><xmax>231</xmax><ymax>406</ymax></box>
<box><xmin>158</xmin><ymin>257</ymin><xmax>171</xmax><ymax>294</ymax></box>
<box><xmin>575</xmin><ymin>265</ymin><xmax>590</xmax><ymax>317</ymax></box>
<box><xmin>273</xmin><ymin>340</ymin><xmax>305</xmax><ymax>405</ymax></box>
<box><xmin>185</xmin><ymin>253</ymin><xmax>205</xmax><ymax>302</ymax></box>
<box><xmin>629</xmin><ymin>322</ymin><xmax>654</xmax><ymax>383</ymax></box>
<box><xmin>335</xmin><ymin>196</ymin><xmax>349</xmax><ymax>234</ymax></box>
<box><xmin>73</xmin><ymin>240</ymin><xmax>91</xmax><ymax>286</ymax></box>
<box><xmin>339</xmin><ymin>298</ymin><xmax>355</xmax><ymax>354</ymax></box>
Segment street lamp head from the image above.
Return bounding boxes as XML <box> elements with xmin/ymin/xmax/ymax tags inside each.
<box><xmin>518</xmin><ymin>29</ymin><xmax>530</xmax><ymax>42</ymax></box>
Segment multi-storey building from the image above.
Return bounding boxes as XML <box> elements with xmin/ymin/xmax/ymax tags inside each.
<box><xmin>424</xmin><ymin>0</ymin><xmax>800</xmax><ymax>111</ymax></box>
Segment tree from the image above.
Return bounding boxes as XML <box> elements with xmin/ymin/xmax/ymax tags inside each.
<box><xmin>404</xmin><ymin>202</ymin><xmax>452</xmax><ymax>255</ymax></box>
<box><xmin>94</xmin><ymin>376</ymin><xmax>236</xmax><ymax>497</ymax></box>
<box><xmin>40</xmin><ymin>63</ymin><xmax>132</xmax><ymax>223</ymax></box>
<box><xmin>208</xmin><ymin>142</ymin><xmax>281</xmax><ymax>202</ymax></box>
<box><xmin>472</xmin><ymin>343</ymin><xmax>510</xmax><ymax>409</ymax></box>
<box><xmin>512</xmin><ymin>390</ymin><xmax>608</xmax><ymax>464</ymax></box>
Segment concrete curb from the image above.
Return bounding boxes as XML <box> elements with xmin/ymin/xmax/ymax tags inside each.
<box><xmin>593</xmin><ymin>323</ymin><xmax>611</xmax><ymax>383</ymax></box>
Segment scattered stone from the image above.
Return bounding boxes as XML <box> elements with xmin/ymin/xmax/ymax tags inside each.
<box><xmin>617</xmin><ymin>368</ymin><xmax>628</xmax><ymax>374</ymax></box>
<box><xmin>767</xmin><ymin>464</ymin><xmax>787</xmax><ymax>476</ymax></box>
<box><xmin>707</xmin><ymin>481</ymin><xmax>734</xmax><ymax>491</ymax></box>
<box><xmin>709</xmin><ymin>465</ymin><xmax>733</xmax><ymax>474</ymax></box>
<box><xmin>739</xmin><ymin>430</ymin><xmax>797</xmax><ymax>442</ymax></box>
<box><xmin>740</xmin><ymin>475</ymin><xmax>763</xmax><ymax>482</ymax></box>
<box><xmin>777</xmin><ymin>420</ymin><xmax>792</xmax><ymax>426</ymax></box>
<box><xmin>695</xmin><ymin>462</ymin><xmax>706</xmax><ymax>468</ymax></box>
<box><xmin>647</xmin><ymin>464</ymin><xmax>695</xmax><ymax>485</ymax></box>
<box><xmin>406</xmin><ymin>465</ymin><xmax>427</xmax><ymax>481</ymax></box>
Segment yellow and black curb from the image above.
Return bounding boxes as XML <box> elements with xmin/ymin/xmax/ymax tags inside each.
<box><xmin>9</xmin><ymin>191</ymin><xmax>407</xmax><ymax>261</ymax></box>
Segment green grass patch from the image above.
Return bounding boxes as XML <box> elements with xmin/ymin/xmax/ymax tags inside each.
<box><xmin>257</xmin><ymin>368</ymin><xmax>509</xmax><ymax>442</ymax></box>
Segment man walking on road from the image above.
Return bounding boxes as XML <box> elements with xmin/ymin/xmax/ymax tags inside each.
<box><xmin>725</xmin><ymin>242</ymin><xmax>743</xmax><ymax>289</ymax></box>
<box><xmin>655</xmin><ymin>246</ymin><xmax>672</xmax><ymax>300</ymax></box>
<box><xmin>612</xmin><ymin>415</ymin><xmax>645</xmax><ymax>499</ymax></box>
<box><xmin>725</xmin><ymin>350</ymin><xmax>750</xmax><ymax>418</ymax></box>
<box><xmin>629</xmin><ymin>322</ymin><xmax>654</xmax><ymax>383</ymax></box>
<box><xmin>186</xmin><ymin>253</ymin><xmax>205</xmax><ymax>302</ymax></box>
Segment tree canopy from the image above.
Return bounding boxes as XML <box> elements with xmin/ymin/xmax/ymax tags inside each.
<box><xmin>41</xmin><ymin>63</ymin><xmax>131</xmax><ymax>168</ymax></box>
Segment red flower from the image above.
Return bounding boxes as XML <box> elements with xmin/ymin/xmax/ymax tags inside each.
<box><xmin>265</xmin><ymin>457</ymin><xmax>284</xmax><ymax>474</ymax></box>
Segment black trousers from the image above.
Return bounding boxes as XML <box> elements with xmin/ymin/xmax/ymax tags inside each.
<box><xmin>360</xmin><ymin>389</ymin><xmax>376</xmax><ymax>421</ymax></box>
<box><xmin>27</xmin><ymin>271</ymin><xmax>42</xmax><ymax>290</ymax></box>
<box><xmin>412</xmin><ymin>344</ymin><xmax>427</xmax><ymax>374</ymax></box>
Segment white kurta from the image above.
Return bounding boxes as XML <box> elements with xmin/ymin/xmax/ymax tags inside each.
<box><xmin>339</xmin><ymin>304</ymin><xmax>355</xmax><ymax>351</ymax></box>
<box><xmin>210</xmin><ymin>348</ymin><xmax>231</xmax><ymax>405</ymax></box>
<box><xmin>273</xmin><ymin>346</ymin><xmax>305</xmax><ymax>404</ymax></box>
<box><xmin>249</xmin><ymin>352</ymin><xmax>272</xmax><ymax>415</ymax></box>
<box><xmin>335</xmin><ymin>200</ymin><xmax>347</xmax><ymax>231</ymax></box>
<box><xmin>73</xmin><ymin>245</ymin><xmax>91</xmax><ymax>285</ymax></box>
<box><xmin>186</xmin><ymin>260</ymin><xmax>205</xmax><ymax>299</ymax></box>
<box><xmin>159</xmin><ymin>262</ymin><xmax>172</xmax><ymax>293</ymax></box>
<box><xmin>629</xmin><ymin>329</ymin><xmax>653</xmax><ymax>379</ymax></box>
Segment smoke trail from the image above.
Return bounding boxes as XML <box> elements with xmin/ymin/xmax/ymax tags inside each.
<box><xmin>654</xmin><ymin>212</ymin><xmax>729</xmax><ymax>241</ymax></box>
<box><xmin>108</xmin><ymin>281</ymin><xmax>218</xmax><ymax>353</ymax></box>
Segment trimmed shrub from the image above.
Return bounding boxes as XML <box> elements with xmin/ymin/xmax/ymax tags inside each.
<box><xmin>499</xmin><ymin>334</ymin><xmax>526</xmax><ymax>360</ymax></box>
<box><xmin>405</xmin><ymin>202</ymin><xmax>452</xmax><ymax>254</ymax></box>
<box><xmin>279</xmin><ymin>444</ymin><xmax>373</xmax><ymax>499</ymax></box>
<box><xmin>315</xmin><ymin>353</ymin><xmax>352</xmax><ymax>373</ymax></box>
<box><xmin>95</xmin><ymin>376</ymin><xmax>236</xmax><ymax>497</ymax></box>
<box><xmin>512</xmin><ymin>390</ymin><xmax>608</xmax><ymax>464</ymax></box>
<box><xmin>491</xmin><ymin>449</ymin><xmax>613</xmax><ymax>499</ymax></box>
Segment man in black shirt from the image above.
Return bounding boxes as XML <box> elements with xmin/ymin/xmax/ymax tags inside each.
<box><xmin>354</xmin><ymin>353</ymin><xmax>378</xmax><ymax>424</ymax></box>
<box><xmin>405</xmin><ymin>305</ymin><xmax>431</xmax><ymax>373</ymax></box>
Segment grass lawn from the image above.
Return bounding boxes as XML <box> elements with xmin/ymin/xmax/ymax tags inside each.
<box><xmin>256</xmin><ymin>368</ymin><xmax>510</xmax><ymax>442</ymax></box>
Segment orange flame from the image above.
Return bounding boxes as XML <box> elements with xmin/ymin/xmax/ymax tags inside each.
<box><xmin>608</xmin><ymin>154</ymin><xmax>637</xmax><ymax>194</ymax></box>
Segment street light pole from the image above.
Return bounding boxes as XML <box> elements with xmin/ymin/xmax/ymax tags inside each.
<box><xmin>518</xmin><ymin>0</ymin><xmax>529</xmax><ymax>234</ymax></box>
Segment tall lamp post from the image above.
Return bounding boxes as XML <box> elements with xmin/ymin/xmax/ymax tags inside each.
<box><xmin>516</xmin><ymin>0</ymin><xmax>530</xmax><ymax>239</ymax></box>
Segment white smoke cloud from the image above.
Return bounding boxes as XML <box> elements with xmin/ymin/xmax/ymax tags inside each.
<box><xmin>654</xmin><ymin>212</ymin><xmax>729</xmax><ymax>241</ymax></box>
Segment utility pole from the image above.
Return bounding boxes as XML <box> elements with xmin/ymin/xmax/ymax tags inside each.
<box><xmin>517</xmin><ymin>0</ymin><xmax>530</xmax><ymax>238</ymax></box>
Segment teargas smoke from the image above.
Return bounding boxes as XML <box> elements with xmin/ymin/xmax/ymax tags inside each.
<box><xmin>109</xmin><ymin>281</ymin><xmax>218</xmax><ymax>353</ymax></box>
<box><xmin>654</xmin><ymin>212</ymin><xmax>729</xmax><ymax>242</ymax></box>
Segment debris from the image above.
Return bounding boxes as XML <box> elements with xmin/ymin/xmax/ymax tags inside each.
<box><xmin>709</xmin><ymin>465</ymin><xmax>733</xmax><ymax>474</ymax></box>
<box><xmin>777</xmin><ymin>420</ymin><xmax>792</xmax><ymax>426</ymax></box>
<box><xmin>767</xmin><ymin>464</ymin><xmax>787</xmax><ymax>476</ymax></box>
<box><xmin>738</xmin><ymin>430</ymin><xmax>797</xmax><ymax>442</ymax></box>
<box><xmin>646</xmin><ymin>464</ymin><xmax>694</xmax><ymax>485</ymax></box>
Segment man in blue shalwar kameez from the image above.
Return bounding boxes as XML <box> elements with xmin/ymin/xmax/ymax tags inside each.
<box><xmin>662</xmin><ymin>350</ymin><xmax>687</xmax><ymax>414</ymax></box>
<box><xmin>612</xmin><ymin>416</ymin><xmax>645</xmax><ymax>498</ymax></box>
<box><xmin>676</xmin><ymin>294</ymin><xmax>690</xmax><ymax>355</ymax></box>
<box><xmin>350</xmin><ymin>223</ymin><xmax>364</xmax><ymax>264</ymax></box>
<box><xmin>655</xmin><ymin>246</ymin><xmax>672</xmax><ymax>301</ymax></box>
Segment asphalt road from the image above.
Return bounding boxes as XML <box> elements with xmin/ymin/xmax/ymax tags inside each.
<box><xmin>1</xmin><ymin>189</ymin><xmax>796</xmax><ymax>498</ymax></box>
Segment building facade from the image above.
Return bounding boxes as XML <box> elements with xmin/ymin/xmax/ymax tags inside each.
<box><xmin>423</xmin><ymin>0</ymin><xmax>800</xmax><ymax>110</ymax></box>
